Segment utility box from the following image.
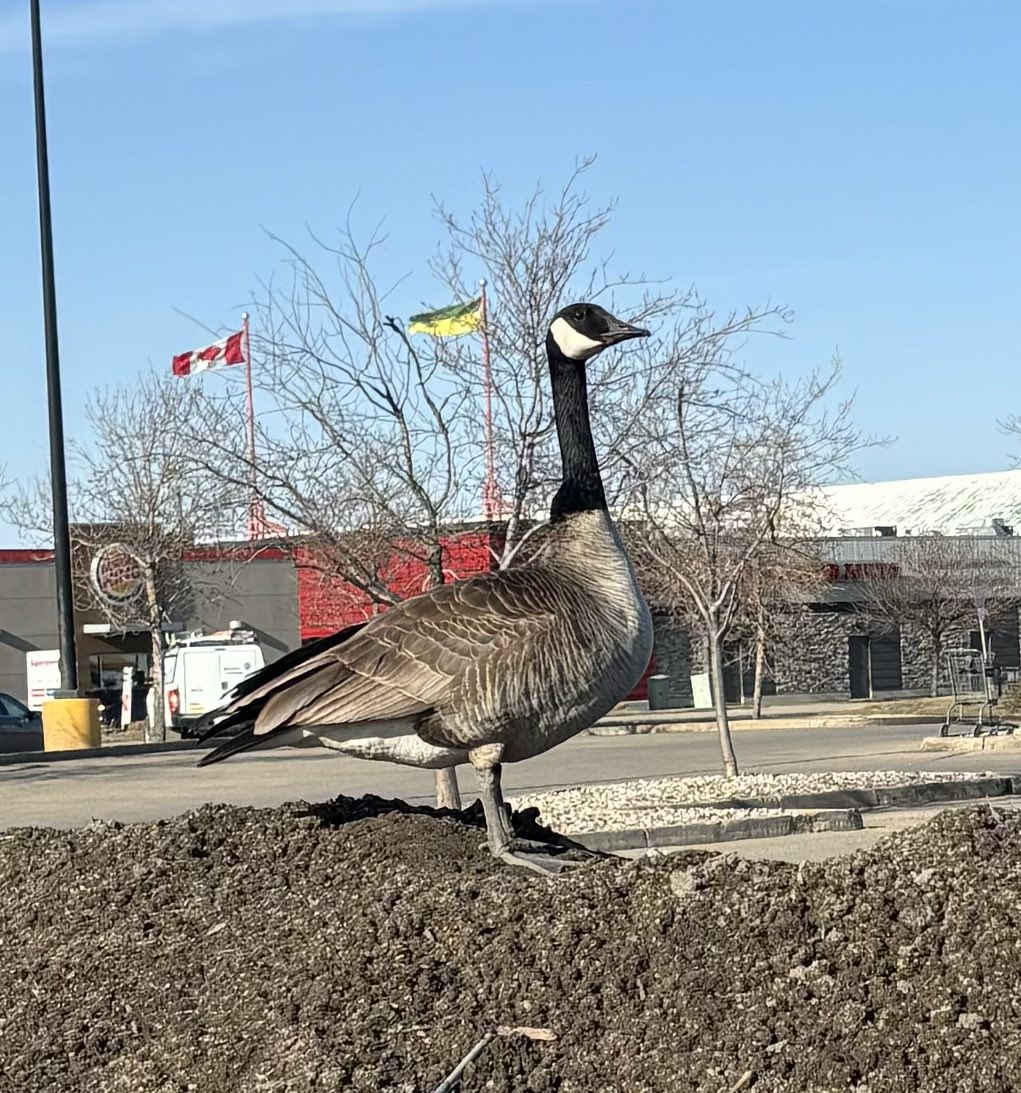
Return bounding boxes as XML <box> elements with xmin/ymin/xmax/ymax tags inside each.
<box><xmin>690</xmin><ymin>672</ymin><xmax>713</xmax><ymax>710</ymax></box>
<box><xmin>42</xmin><ymin>698</ymin><xmax>101</xmax><ymax>751</ymax></box>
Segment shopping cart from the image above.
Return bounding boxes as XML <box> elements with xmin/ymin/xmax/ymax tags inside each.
<box><xmin>940</xmin><ymin>646</ymin><xmax>1015</xmax><ymax>737</ymax></box>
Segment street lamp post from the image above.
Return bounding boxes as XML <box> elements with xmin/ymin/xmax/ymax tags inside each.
<box><xmin>30</xmin><ymin>0</ymin><xmax>78</xmax><ymax>694</ymax></box>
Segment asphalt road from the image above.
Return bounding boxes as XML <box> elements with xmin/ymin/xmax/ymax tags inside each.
<box><xmin>3</xmin><ymin>720</ymin><xmax>1017</xmax><ymax>831</ymax></box>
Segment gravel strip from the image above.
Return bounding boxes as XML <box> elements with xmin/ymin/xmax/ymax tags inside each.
<box><xmin>511</xmin><ymin>770</ymin><xmax>996</xmax><ymax>834</ymax></box>
<box><xmin>553</xmin><ymin>805</ymin><xmax>790</xmax><ymax>834</ymax></box>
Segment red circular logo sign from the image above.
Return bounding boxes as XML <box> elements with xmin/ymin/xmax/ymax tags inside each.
<box><xmin>89</xmin><ymin>543</ymin><xmax>144</xmax><ymax>607</ymax></box>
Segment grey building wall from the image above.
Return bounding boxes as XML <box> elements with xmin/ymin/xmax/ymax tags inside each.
<box><xmin>898</xmin><ymin>606</ymin><xmax>1020</xmax><ymax>694</ymax></box>
<box><xmin>0</xmin><ymin>562</ymin><xmax>58</xmax><ymax>703</ymax></box>
<box><xmin>183</xmin><ymin>557</ymin><xmax>300</xmax><ymax>663</ymax></box>
<box><xmin>770</xmin><ymin>607</ymin><xmax>860</xmax><ymax>695</ymax></box>
<box><xmin>899</xmin><ymin>619</ymin><xmax>967</xmax><ymax>693</ymax></box>
<box><xmin>0</xmin><ymin>555</ymin><xmax>300</xmax><ymax>704</ymax></box>
<box><xmin>647</xmin><ymin>604</ymin><xmax>987</xmax><ymax>702</ymax></box>
<box><xmin>767</xmin><ymin>602</ymin><xmax>1021</xmax><ymax>698</ymax></box>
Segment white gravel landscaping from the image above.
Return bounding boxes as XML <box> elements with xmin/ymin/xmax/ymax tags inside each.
<box><xmin>510</xmin><ymin>770</ymin><xmax>997</xmax><ymax>835</ymax></box>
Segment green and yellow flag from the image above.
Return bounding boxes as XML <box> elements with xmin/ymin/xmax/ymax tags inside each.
<box><xmin>408</xmin><ymin>297</ymin><xmax>482</xmax><ymax>337</ymax></box>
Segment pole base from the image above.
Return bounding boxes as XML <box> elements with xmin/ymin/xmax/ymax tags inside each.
<box><xmin>41</xmin><ymin>698</ymin><xmax>101</xmax><ymax>751</ymax></box>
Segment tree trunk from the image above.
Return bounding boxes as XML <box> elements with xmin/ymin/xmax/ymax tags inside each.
<box><xmin>148</xmin><ymin>626</ymin><xmax>166</xmax><ymax>743</ymax></box>
<box><xmin>426</xmin><ymin>542</ymin><xmax>444</xmax><ymax>589</ymax></box>
<box><xmin>751</xmin><ymin>620</ymin><xmax>767</xmax><ymax>720</ymax></box>
<box><xmin>708</xmin><ymin>624</ymin><xmax>739</xmax><ymax>777</ymax></box>
<box><xmin>427</xmin><ymin>541</ymin><xmax>462</xmax><ymax>809</ymax></box>
<box><xmin>434</xmin><ymin>767</ymin><xmax>462</xmax><ymax>810</ymax></box>
<box><xmin>931</xmin><ymin>646</ymin><xmax>940</xmax><ymax>698</ymax></box>
<box><xmin>143</xmin><ymin>565</ymin><xmax>166</xmax><ymax>744</ymax></box>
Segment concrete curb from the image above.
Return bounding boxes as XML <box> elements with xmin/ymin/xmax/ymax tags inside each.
<box><xmin>922</xmin><ymin>734</ymin><xmax>1021</xmax><ymax>752</ymax></box>
<box><xmin>567</xmin><ymin>776</ymin><xmax>1021</xmax><ymax>852</ymax></box>
<box><xmin>0</xmin><ymin>708</ymin><xmax>941</xmax><ymax>765</ymax></box>
<box><xmin>0</xmin><ymin>739</ymin><xmax>201</xmax><ymax>766</ymax></box>
<box><xmin>0</xmin><ymin>722</ymin><xmax>1001</xmax><ymax>768</ymax></box>
<box><xmin>588</xmin><ymin>715</ymin><xmax>938</xmax><ymax>736</ymax></box>
<box><xmin>620</xmin><ymin>776</ymin><xmax>1021</xmax><ymax>813</ymax></box>
<box><xmin>573</xmin><ymin>809</ymin><xmax>864</xmax><ymax>852</ymax></box>
<box><xmin>0</xmin><ymin>714</ymin><xmax>924</xmax><ymax>765</ymax></box>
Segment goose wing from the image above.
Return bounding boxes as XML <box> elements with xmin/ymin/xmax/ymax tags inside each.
<box><xmin>196</xmin><ymin>567</ymin><xmax>556</xmax><ymax>765</ymax></box>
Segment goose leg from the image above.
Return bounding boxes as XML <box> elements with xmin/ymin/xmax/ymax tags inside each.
<box><xmin>472</xmin><ymin>757</ymin><xmax>574</xmax><ymax>876</ymax></box>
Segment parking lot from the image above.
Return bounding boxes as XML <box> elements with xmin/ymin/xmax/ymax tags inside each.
<box><xmin>3</xmin><ymin>721</ymin><xmax>1015</xmax><ymax>832</ymax></box>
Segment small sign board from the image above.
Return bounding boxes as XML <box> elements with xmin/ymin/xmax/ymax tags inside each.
<box><xmin>689</xmin><ymin>671</ymin><xmax>713</xmax><ymax>710</ymax></box>
<box><xmin>121</xmin><ymin>665</ymin><xmax>134</xmax><ymax>729</ymax></box>
<box><xmin>25</xmin><ymin>649</ymin><xmax>61</xmax><ymax>711</ymax></box>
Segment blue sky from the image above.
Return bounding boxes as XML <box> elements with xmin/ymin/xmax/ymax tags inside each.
<box><xmin>2</xmin><ymin>0</ymin><xmax>1019</xmax><ymax>544</ymax></box>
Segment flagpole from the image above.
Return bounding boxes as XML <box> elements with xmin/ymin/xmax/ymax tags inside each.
<box><xmin>478</xmin><ymin>280</ymin><xmax>499</xmax><ymax>522</ymax></box>
<box><xmin>242</xmin><ymin>312</ymin><xmax>259</xmax><ymax>539</ymax></box>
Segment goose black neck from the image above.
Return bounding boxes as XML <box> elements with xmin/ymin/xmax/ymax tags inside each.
<box><xmin>546</xmin><ymin>335</ymin><xmax>607</xmax><ymax>521</ymax></box>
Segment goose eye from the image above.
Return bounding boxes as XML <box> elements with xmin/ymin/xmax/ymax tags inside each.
<box><xmin>572</xmin><ymin>309</ymin><xmax>585</xmax><ymax>322</ymax></box>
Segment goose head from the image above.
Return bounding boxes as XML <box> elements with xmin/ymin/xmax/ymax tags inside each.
<box><xmin>547</xmin><ymin>302</ymin><xmax>650</xmax><ymax>362</ymax></box>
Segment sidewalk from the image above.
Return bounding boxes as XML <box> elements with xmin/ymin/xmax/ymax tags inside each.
<box><xmin>597</xmin><ymin>697</ymin><xmax>938</xmax><ymax>734</ymax></box>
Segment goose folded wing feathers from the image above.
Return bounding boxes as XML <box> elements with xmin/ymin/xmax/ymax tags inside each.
<box><xmin>203</xmin><ymin>570</ymin><xmax>557</xmax><ymax>747</ymax></box>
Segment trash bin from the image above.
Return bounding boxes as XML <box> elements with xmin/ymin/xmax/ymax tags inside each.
<box><xmin>647</xmin><ymin>674</ymin><xmax>671</xmax><ymax>711</ymax></box>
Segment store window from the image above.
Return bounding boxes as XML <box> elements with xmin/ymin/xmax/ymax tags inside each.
<box><xmin>89</xmin><ymin>652</ymin><xmax>150</xmax><ymax>691</ymax></box>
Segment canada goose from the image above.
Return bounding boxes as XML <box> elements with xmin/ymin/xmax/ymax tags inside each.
<box><xmin>196</xmin><ymin>302</ymin><xmax>653</xmax><ymax>873</ymax></box>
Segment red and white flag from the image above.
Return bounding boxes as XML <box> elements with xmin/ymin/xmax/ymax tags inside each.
<box><xmin>172</xmin><ymin>329</ymin><xmax>246</xmax><ymax>377</ymax></box>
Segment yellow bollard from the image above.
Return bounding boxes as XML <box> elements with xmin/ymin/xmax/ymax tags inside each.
<box><xmin>41</xmin><ymin>698</ymin><xmax>101</xmax><ymax>752</ymax></box>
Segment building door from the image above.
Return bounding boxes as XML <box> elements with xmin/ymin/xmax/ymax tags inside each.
<box><xmin>869</xmin><ymin>631</ymin><xmax>903</xmax><ymax>692</ymax></box>
<box><xmin>848</xmin><ymin>635</ymin><xmax>870</xmax><ymax>698</ymax></box>
<box><xmin>970</xmin><ymin>616</ymin><xmax>1020</xmax><ymax>669</ymax></box>
<box><xmin>721</xmin><ymin>643</ymin><xmax>744</xmax><ymax>704</ymax></box>
<box><xmin>720</xmin><ymin>642</ymin><xmax>777</xmax><ymax>704</ymax></box>
<box><xmin>848</xmin><ymin>631</ymin><xmax>902</xmax><ymax>697</ymax></box>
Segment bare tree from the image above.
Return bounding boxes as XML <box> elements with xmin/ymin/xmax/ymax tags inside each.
<box><xmin>858</xmin><ymin>537</ymin><xmax>1018</xmax><ymax>696</ymax></box>
<box><xmin>626</xmin><ymin>360</ymin><xmax>867</xmax><ymax>776</ymax></box>
<box><xmin>186</xmin><ymin>220</ymin><xmax>478</xmax><ymax>807</ymax></box>
<box><xmin>1</xmin><ymin>370</ymin><xmax>245</xmax><ymax>741</ymax></box>
<box><xmin>430</xmin><ymin>158</ymin><xmax>683</xmax><ymax>562</ymax></box>
<box><xmin>736</xmin><ymin>538</ymin><xmax>831</xmax><ymax>719</ymax></box>
<box><xmin>194</xmin><ymin>162</ymin><xmax>847</xmax><ymax>791</ymax></box>
<box><xmin>192</xmin><ymin>163</ymin><xmax>689</xmax><ymax>804</ymax></box>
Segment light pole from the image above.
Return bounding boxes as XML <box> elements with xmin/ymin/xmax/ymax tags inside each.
<box><xmin>30</xmin><ymin>0</ymin><xmax>78</xmax><ymax>694</ymax></box>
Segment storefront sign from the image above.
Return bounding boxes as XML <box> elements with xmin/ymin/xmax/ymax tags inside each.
<box><xmin>824</xmin><ymin>562</ymin><xmax>900</xmax><ymax>581</ymax></box>
<box><xmin>25</xmin><ymin>649</ymin><xmax>60</xmax><ymax>711</ymax></box>
<box><xmin>90</xmin><ymin>543</ymin><xmax>144</xmax><ymax>608</ymax></box>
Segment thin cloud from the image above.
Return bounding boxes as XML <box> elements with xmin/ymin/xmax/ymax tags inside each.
<box><xmin>0</xmin><ymin>0</ymin><xmax>514</xmax><ymax>54</ymax></box>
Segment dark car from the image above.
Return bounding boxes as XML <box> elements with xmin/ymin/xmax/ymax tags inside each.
<box><xmin>0</xmin><ymin>693</ymin><xmax>43</xmax><ymax>753</ymax></box>
<box><xmin>0</xmin><ymin>692</ymin><xmax>40</xmax><ymax>730</ymax></box>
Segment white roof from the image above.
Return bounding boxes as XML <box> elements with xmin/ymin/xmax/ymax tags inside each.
<box><xmin>814</xmin><ymin>470</ymin><xmax>1021</xmax><ymax>536</ymax></box>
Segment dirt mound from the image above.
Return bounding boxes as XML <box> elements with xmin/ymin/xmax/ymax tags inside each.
<box><xmin>2</xmin><ymin>796</ymin><xmax>1021</xmax><ymax>1092</ymax></box>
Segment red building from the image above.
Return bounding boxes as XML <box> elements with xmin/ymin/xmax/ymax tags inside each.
<box><xmin>0</xmin><ymin>530</ymin><xmax>655</xmax><ymax>703</ymax></box>
<box><xmin>296</xmin><ymin>530</ymin><xmax>501</xmax><ymax>639</ymax></box>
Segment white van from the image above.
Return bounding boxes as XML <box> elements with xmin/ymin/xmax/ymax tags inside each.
<box><xmin>156</xmin><ymin>629</ymin><xmax>265</xmax><ymax>736</ymax></box>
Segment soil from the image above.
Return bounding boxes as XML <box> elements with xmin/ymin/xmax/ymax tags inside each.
<box><xmin>2</xmin><ymin>795</ymin><xmax>1021</xmax><ymax>1092</ymax></box>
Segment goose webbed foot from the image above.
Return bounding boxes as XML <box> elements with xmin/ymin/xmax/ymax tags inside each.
<box><xmin>472</xmin><ymin>754</ymin><xmax>581</xmax><ymax>876</ymax></box>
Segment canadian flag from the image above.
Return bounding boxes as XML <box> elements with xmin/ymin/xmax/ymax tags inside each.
<box><xmin>172</xmin><ymin>329</ymin><xmax>246</xmax><ymax>377</ymax></box>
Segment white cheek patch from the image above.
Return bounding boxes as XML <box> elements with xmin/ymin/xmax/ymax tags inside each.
<box><xmin>549</xmin><ymin>316</ymin><xmax>604</xmax><ymax>360</ymax></box>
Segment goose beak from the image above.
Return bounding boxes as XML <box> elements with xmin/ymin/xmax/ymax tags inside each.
<box><xmin>600</xmin><ymin>316</ymin><xmax>650</xmax><ymax>346</ymax></box>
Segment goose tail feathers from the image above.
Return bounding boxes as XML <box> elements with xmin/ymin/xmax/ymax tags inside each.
<box><xmin>193</xmin><ymin>620</ymin><xmax>370</xmax><ymax>746</ymax></box>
